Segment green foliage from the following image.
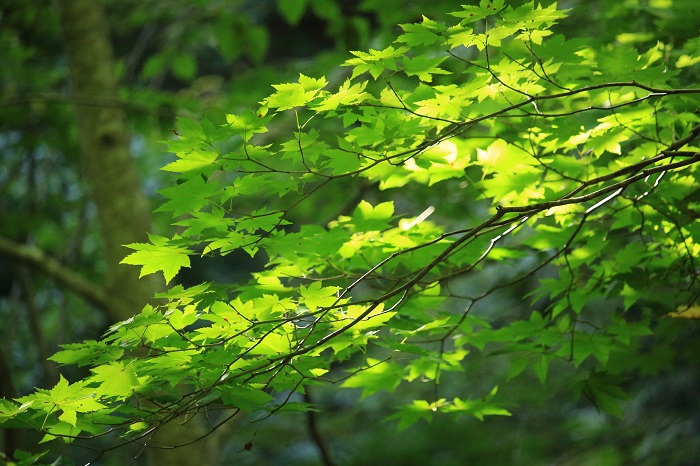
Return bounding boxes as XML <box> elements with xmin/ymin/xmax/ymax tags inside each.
<box><xmin>2</xmin><ymin>0</ymin><xmax>699</xmax><ymax>460</ymax></box>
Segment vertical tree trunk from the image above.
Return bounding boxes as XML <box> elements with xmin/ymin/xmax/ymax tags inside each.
<box><xmin>57</xmin><ymin>0</ymin><xmax>156</xmax><ymax>323</ymax></box>
<box><xmin>57</xmin><ymin>1</ymin><xmax>219</xmax><ymax>464</ymax></box>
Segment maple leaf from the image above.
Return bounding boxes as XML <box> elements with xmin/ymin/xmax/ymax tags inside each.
<box><xmin>121</xmin><ymin>234</ymin><xmax>191</xmax><ymax>284</ymax></box>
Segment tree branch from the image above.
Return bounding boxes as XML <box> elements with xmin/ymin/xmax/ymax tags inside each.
<box><xmin>304</xmin><ymin>388</ymin><xmax>337</xmax><ymax>466</ymax></box>
<box><xmin>0</xmin><ymin>236</ymin><xmax>113</xmax><ymax>315</ymax></box>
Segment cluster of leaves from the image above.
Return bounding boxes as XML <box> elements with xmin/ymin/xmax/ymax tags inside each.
<box><xmin>1</xmin><ymin>0</ymin><xmax>698</xmax><ymax>459</ymax></box>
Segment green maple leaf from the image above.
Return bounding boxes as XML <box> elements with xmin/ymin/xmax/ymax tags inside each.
<box><xmin>503</xmin><ymin>2</ymin><xmax>567</xmax><ymax>28</ymax></box>
<box><xmin>24</xmin><ymin>376</ymin><xmax>106</xmax><ymax>428</ymax></box>
<box><xmin>299</xmin><ymin>281</ymin><xmax>341</xmax><ymax>312</ymax></box>
<box><xmin>90</xmin><ymin>361</ymin><xmax>141</xmax><ymax>398</ymax></box>
<box><xmin>0</xmin><ymin>399</ymin><xmax>33</xmax><ymax>421</ymax></box>
<box><xmin>344</xmin><ymin>46</ymin><xmax>409</xmax><ymax>79</ymax></box>
<box><xmin>156</xmin><ymin>175</ymin><xmax>219</xmax><ymax>217</ymax></box>
<box><xmin>402</xmin><ymin>55</ymin><xmax>451</xmax><ymax>82</ymax></box>
<box><xmin>387</xmin><ymin>399</ymin><xmax>442</xmax><ymax>431</ymax></box>
<box><xmin>121</xmin><ymin>234</ymin><xmax>191</xmax><ymax>284</ymax></box>
<box><xmin>342</xmin><ymin>359</ymin><xmax>404</xmax><ymax>399</ymax></box>
<box><xmin>297</xmin><ymin>73</ymin><xmax>328</xmax><ymax>92</ymax></box>
<box><xmin>397</xmin><ymin>16</ymin><xmax>447</xmax><ymax>47</ymax></box>
<box><xmin>226</xmin><ymin>112</ymin><xmax>271</xmax><ymax>142</ymax></box>
<box><xmin>161</xmin><ymin>146</ymin><xmax>219</xmax><ymax>173</ymax></box>
<box><xmin>264</xmin><ymin>74</ymin><xmax>326</xmax><ymax>111</ymax></box>
<box><xmin>49</xmin><ymin>341</ymin><xmax>124</xmax><ymax>367</ymax></box>
<box><xmin>311</xmin><ymin>79</ymin><xmax>370</xmax><ymax>112</ymax></box>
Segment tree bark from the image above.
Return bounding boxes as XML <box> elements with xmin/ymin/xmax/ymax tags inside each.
<box><xmin>57</xmin><ymin>0</ymin><xmax>157</xmax><ymax>323</ymax></box>
<box><xmin>56</xmin><ymin>1</ymin><xmax>219</xmax><ymax>464</ymax></box>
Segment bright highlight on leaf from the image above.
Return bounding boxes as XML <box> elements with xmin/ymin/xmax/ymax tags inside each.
<box><xmin>666</xmin><ymin>304</ymin><xmax>700</xmax><ymax>319</ymax></box>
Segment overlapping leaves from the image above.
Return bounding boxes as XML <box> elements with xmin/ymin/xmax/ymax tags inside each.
<box><xmin>2</xmin><ymin>0</ymin><xmax>699</xmax><ymax>454</ymax></box>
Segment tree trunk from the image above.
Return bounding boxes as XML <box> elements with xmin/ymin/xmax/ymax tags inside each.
<box><xmin>57</xmin><ymin>0</ymin><xmax>157</xmax><ymax>323</ymax></box>
<box><xmin>57</xmin><ymin>1</ymin><xmax>219</xmax><ymax>464</ymax></box>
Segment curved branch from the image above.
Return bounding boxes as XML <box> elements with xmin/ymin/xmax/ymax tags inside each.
<box><xmin>0</xmin><ymin>236</ymin><xmax>113</xmax><ymax>315</ymax></box>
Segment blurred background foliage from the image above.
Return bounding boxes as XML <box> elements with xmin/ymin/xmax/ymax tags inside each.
<box><xmin>0</xmin><ymin>0</ymin><xmax>698</xmax><ymax>464</ymax></box>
